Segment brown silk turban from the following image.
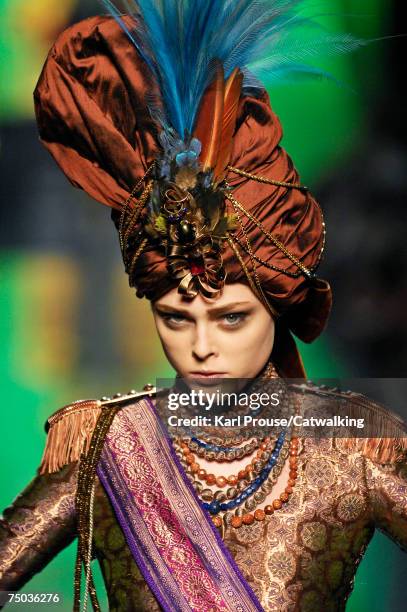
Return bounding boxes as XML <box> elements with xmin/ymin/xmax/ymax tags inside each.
<box><xmin>34</xmin><ymin>15</ymin><xmax>332</xmax><ymax>377</ymax></box>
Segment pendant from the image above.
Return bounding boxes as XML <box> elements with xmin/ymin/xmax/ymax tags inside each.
<box><xmin>212</xmin><ymin>514</ymin><xmax>225</xmax><ymax>539</ymax></box>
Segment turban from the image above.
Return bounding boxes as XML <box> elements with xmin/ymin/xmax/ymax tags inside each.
<box><xmin>34</xmin><ymin>15</ymin><xmax>332</xmax><ymax>378</ymax></box>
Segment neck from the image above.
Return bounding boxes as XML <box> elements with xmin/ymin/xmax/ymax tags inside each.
<box><xmin>256</xmin><ymin>359</ymin><xmax>279</xmax><ymax>380</ymax></box>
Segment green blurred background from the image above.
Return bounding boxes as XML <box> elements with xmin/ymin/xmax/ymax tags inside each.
<box><xmin>0</xmin><ymin>0</ymin><xmax>406</xmax><ymax>610</ymax></box>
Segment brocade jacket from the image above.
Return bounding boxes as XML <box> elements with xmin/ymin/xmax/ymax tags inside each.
<box><xmin>1</xmin><ymin>384</ymin><xmax>407</xmax><ymax>611</ymax></box>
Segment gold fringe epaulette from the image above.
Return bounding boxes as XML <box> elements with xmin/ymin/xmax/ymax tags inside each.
<box><xmin>335</xmin><ymin>389</ymin><xmax>407</xmax><ymax>464</ymax></box>
<box><xmin>294</xmin><ymin>382</ymin><xmax>407</xmax><ymax>465</ymax></box>
<box><xmin>39</xmin><ymin>399</ymin><xmax>102</xmax><ymax>475</ymax></box>
<box><xmin>38</xmin><ymin>386</ymin><xmax>156</xmax><ymax>475</ymax></box>
<box><xmin>340</xmin><ymin>436</ymin><xmax>407</xmax><ymax>465</ymax></box>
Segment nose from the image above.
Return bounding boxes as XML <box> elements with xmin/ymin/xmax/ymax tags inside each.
<box><xmin>191</xmin><ymin>323</ymin><xmax>217</xmax><ymax>361</ymax></box>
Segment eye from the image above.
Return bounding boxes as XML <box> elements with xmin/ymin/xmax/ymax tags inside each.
<box><xmin>168</xmin><ymin>314</ymin><xmax>186</xmax><ymax>323</ymax></box>
<box><xmin>222</xmin><ymin>312</ymin><xmax>247</xmax><ymax>326</ymax></box>
<box><xmin>159</xmin><ymin>312</ymin><xmax>188</xmax><ymax>326</ymax></box>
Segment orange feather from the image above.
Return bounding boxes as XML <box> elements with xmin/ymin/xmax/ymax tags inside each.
<box><xmin>193</xmin><ymin>63</ymin><xmax>225</xmax><ymax>173</ymax></box>
<box><xmin>213</xmin><ymin>67</ymin><xmax>243</xmax><ymax>184</ymax></box>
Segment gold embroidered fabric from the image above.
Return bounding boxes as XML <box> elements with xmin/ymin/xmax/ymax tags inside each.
<box><xmin>1</xmin><ymin>396</ymin><xmax>406</xmax><ymax>611</ymax></box>
<box><xmin>222</xmin><ymin>436</ymin><xmax>405</xmax><ymax>612</ymax></box>
<box><xmin>0</xmin><ymin>463</ymin><xmax>77</xmax><ymax>591</ymax></box>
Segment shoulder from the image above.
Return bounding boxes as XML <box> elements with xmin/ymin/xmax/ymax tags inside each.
<box><xmin>39</xmin><ymin>385</ymin><xmax>157</xmax><ymax>475</ymax></box>
<box><xmin>290</xmin><ymin>381</ymin><xmax>407</xmax><ymax>465</ymax></box>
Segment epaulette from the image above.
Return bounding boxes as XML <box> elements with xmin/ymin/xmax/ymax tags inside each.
<box><xmin>38</xmin><ymin>385</ymin><xmax>156</xmax><ymax>475</ymax></box>
<box><xmin>291</xmin><ymin>381</ymin><xmax>407</xmax><ymax>465</ymax></box>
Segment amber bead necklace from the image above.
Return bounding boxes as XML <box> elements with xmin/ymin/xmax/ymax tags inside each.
<box><xmin>181</xmin><ymin>435</ymin><xmax>276</xmax><ymax>488</ymax></box>
<box><xmin>174</xmin><ymin>431</ymin><xmax>299</xmax><ymax>529</ymax></box>
<box><xmin>172</xmin><ymin>360</ymin><xmax>300</xmax><ymax>529</ymax></box>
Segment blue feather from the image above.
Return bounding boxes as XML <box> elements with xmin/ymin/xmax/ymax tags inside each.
<box><xmin>99</xmin><ymin>1</ymin><xmax>365</xmax><ymax>138</ymax></box>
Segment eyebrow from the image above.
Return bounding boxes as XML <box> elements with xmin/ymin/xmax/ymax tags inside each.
<box><xmin>154</xmin><ymin>301</ymin><xmax>253</xmax><ymax>316</ymax></box>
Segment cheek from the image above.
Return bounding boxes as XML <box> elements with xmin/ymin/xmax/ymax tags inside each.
<box><xmin>232</xmin><ymin>319</ymin><xmax>274</xmax><ymax>351</ymax></box>
<box><xmin>222</xmin><ymin>318</ymin><xmax>274</xmax><ymax>369</ymax></box>
<box><xmin>255</xmin><ymin>318</ymin><xmax>275</xmax><ymax>350</ymax></box>
<box><xmin>155</xmin><ymin>323</ymin><xmax>189</xmax><ymax>363</ymax></box>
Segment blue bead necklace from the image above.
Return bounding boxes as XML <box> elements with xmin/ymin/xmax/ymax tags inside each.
<box><xmin>201</xmin><ymin>430</ymin><xmax>286</xmax><ymax>515</ymax></box>
<box><xmin>189</xmin><ymin>436</ymin><xmax>258</xmax><ymax>460</ymax></box>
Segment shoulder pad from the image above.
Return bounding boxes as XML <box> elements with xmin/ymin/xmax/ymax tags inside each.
<box><xmin>39</xmin><ymin>386</ymin><xmax>157</xmax><ymax>475</ymax></box>
<box><xmin>290</xmin><ymin>381</ymin><xmax>407</xmax><ymax>464</ymax></box>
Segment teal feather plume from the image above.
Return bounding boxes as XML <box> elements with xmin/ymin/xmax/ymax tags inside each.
<box><xmin>100</xmin><ymin>0</ymin><xmax>366</xmax><ymax>138</ymax></box>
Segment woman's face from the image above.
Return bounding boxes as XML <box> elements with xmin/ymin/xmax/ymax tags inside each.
<box><xmin>152</xmin><ymin>283</ymin><xmax>275</xmax><ymax>382</ymax></box>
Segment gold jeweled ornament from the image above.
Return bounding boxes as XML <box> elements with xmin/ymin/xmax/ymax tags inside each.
<box><xmin>144</xmin><ymin>180</ymin><xmax>237</xmax><ymax>298</ymax></box>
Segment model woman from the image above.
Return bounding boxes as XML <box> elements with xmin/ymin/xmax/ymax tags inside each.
<box><xmin>1</xmin><ymin>1</ymin><xmax>406</xmax><ymax>610</ymax></box>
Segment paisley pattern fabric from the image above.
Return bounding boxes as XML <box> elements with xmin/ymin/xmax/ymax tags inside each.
<box><xmin>1</xmin><ymin>395</ymin><xmax>407</xmax><ymax>611</ymax></box>
<box><xmin>96</xmin><ymin>399</ymin><xmax>262</xmax><ymax>612</ymax></box>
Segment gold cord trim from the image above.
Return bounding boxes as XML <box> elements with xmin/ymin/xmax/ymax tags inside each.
<box><xmin>226</xmin><ymin>236</ymin><xmax>261</xmax><ymax>297</ymax></box>
<box><xmin>122</xmin><ymin>181</ymin><xmax>154</xmax><ymax>249</ymax></box>
<box><xmin>118</xmin><ymin>162</ymin><xmax>155</xmax><ymax>252</ymax></box>
<box><xmin>128</xmin><ymin>237</ymin><xmax>149</xmax><ymax>279</ymax></box>
<box><xmin>82</xmin><ymin>481</ymin><xmax>95</xmax><ymax>612</ymax></box>
<box><xmin>227</xmin><ymin>194</ymin><xmax>278</xmax><ymax>318</ymax></box>
<box><xmin>74</xmin><ymin>405</ymin><xmax>120</xmax><ymax>611</ymax></box>
<box><xmin>232</xmin><ymin>234</ymin><xmax>302</xmax><ymax>278</ymax></box>
<box><xmin>225</xmin><ymin>165</ymin><xmax>326</xmax><ymax>275</ymax></box>
<box><xmin>226</xmin><ymin>235</ymin><xmax>279</xmax><ymax>318</ymax></box>
<box><xmin>229</xmin><ymin>200</ymin><xmax>266</xmax><ymax>299</ymax></box>
<box><xmin>227</xmin><ymin>165</ymin><xmax>308</xmax><ymax>191</ymax></box>
<box><xmin>225</xmin><ymin>185</ymin><xmax>314</xmax><ymax>279</ymax></box>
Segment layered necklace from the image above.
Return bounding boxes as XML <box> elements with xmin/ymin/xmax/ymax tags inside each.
<box><xmin>171</xmin><ymin>363</ymin><xmax>300</xmax><ymax>532</ymax></box>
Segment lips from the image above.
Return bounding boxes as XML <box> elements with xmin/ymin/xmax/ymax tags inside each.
<box><xmin>189</xmin><ymin>371</ymin><xmax>227</xmax><ymax>378</ymax></box>
<box><xmin>187</xmin><ymin>372</ymin><xmax>234</xmax><ymax>390</ymax></box>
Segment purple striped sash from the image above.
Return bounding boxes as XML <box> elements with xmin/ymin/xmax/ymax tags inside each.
<box><xmin>96</xmin><ymin>398</ymin><xmax>263</xmax><ymax>612</ymax></box>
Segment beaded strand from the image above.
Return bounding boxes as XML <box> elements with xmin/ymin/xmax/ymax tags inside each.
<box><xmin>227</xmin><ymin>436</ymin><xmax>299</xmax><ymax>528</ymax></box>
<box><xmin>74</xmin><ymin>405</ymin><xmax>121</xmax><ymax>612</ymax></box>
<box><xmin>175</xmin><ymin>432</ymin><xmax>299</xmax><ymax>529</ymax></box>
